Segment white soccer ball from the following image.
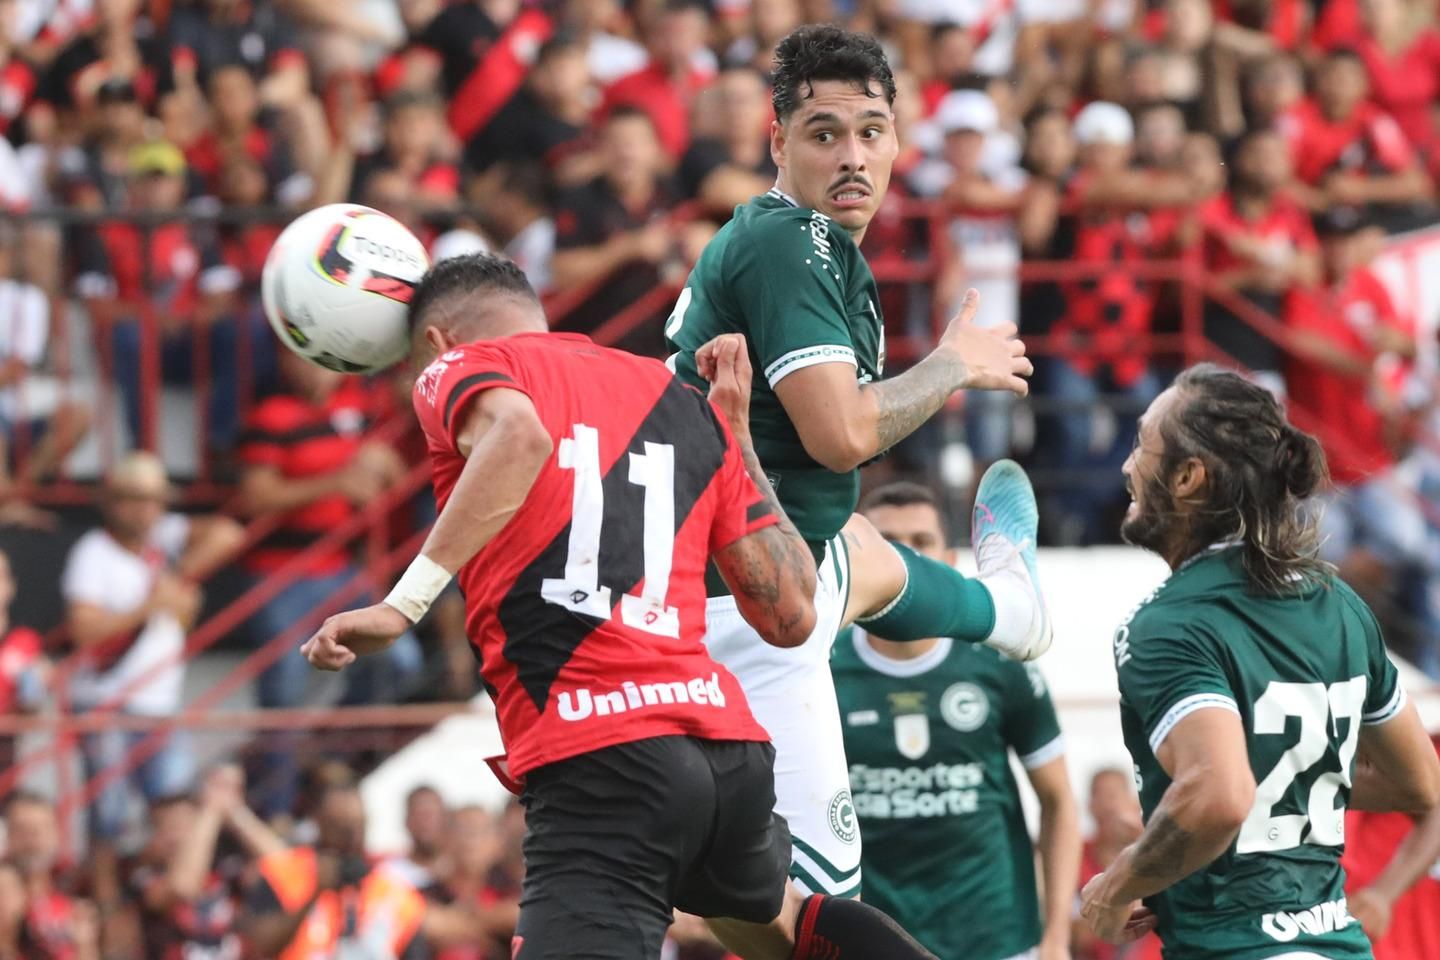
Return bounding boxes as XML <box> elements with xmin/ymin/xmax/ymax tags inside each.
<box><xmin>261</xmin><ymin>204</ymin><xmax>430</xmax><ymax>374</ymax></box>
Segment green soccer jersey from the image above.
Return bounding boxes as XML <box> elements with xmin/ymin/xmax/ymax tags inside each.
<box><xmin>833</xmin><ymin>627</ymin><xmax>1064</xmax><ymax>959</ymax></box>
<box><xmin>1115</xmin><ymin>545</ymin><xmax>1405</xmax><ymax>960</ymax></box>
<box><xmin>665</xmin><ymin>188</ymin><xmax>885</xmax><ymax>547</ymax></box>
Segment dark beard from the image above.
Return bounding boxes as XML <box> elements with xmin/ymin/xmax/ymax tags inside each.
<box><xmin>1121</xmin><ymin>475</ymin><xmax>1180</xmax><ymax>556</ymax></box>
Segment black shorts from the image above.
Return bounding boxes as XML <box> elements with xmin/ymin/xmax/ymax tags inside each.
<box><xmin>512</xmin><ymin>736</ymin><xmax>790</xmax><ymax>960</ymax></box>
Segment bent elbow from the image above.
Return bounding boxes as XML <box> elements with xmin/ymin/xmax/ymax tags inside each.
<box><xmin>506</xmin><ymin>413</ymin><xmax>555</xmax><ymax>467</ymax></box>
<box><xmin>1205</xmin><ymin>780</ymin><xmax>1256</xmax><ymax>835</ymax></box>
<box><xmin>761</xmin><ymin>598</ymin><xmax>817</xmax><ymax>649</ymax></box>
<box><xmin>806</xmin><ymin>437</ymin><xmax>868</xmax><ymax>474</ymax></box>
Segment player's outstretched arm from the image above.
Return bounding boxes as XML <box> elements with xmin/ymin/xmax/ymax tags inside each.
<box><xmin>773</xmin><ymin>289</ymin><xmax>1033</xmax><ymax>472</ymax></box>
<box><xmin>302</xmin><ymin>387</ymin><xmax>552</xmax><ymax>671</ymax></box>
<box><xmin>1081</xmin><ymin>708</ymin><xmax>1255</xmax><ymax>943</ymax></box>
<box><xmin>701</xmin><ymin>334</ymin><xmax>817</xmax><ymax>648</ymax></box>
<box><xmin>1351</xmin><ymin>700</ymin><xmax>1440</xmax><ymax>815</ymax></box>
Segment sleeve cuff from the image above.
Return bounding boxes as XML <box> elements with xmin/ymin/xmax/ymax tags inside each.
<box><xmin>764</xmin><ymin>344</ymin><xmax>857</xmax><ymax>387</ymax></box>
<box><xmin>1149</xmin><ymin>692</ymin><xmax>1240</xmax><ymax>754</ymax></box>
<box><xmin>1019</xmin><ymin>734</ymin><xmax>1066</xmax><ymax>770</ymax></box>
<box><xmin>1363</xmin><ymin>685</ymin><xmax>1407</xmax><ymax>726</ymax></box>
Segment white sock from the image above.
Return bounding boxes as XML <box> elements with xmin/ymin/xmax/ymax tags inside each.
<box><xmin>978</xmin><ymin>563</ymin><xmax>1036</xmax><ymax>645</ymax></box>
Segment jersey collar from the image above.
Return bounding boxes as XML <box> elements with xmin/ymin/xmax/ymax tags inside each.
<box><xmin>1175</xmin><ymin>539</ymin><xmax>1241</xmax><ymax>574</ymax></box>
<box><xmin>851</xmin><ymin>629</ymin><xmax>954</xmax><ymax>677</ymax></box>
<box><xmin>765</xmin><ymin>186</ymin><xmax>799</xmax><ymax>207</ymax></box>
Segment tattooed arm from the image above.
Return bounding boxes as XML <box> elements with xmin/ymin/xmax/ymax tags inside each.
<box><xmin>703</xmin><ymin>334</ymin><xmax>818</xmax><ymax>649</ymax></box>
<box><xmin>1081</xmin><ymin>708</ymin><xmax>1256</xmax><ymax>941</ymax></box>
<box><xmin>773</xmin><ymin>289</ymin><xmax>1033</xmax><ymax>473</ymax></box>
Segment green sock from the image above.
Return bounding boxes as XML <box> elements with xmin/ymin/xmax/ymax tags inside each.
<box><xmin>857</xmin><ymin>543</ymin><xmax>996</xmax><ymax>643</ymax></box>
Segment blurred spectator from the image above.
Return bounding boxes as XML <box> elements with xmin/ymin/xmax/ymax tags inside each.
<box><xmin>167</xmin><ymin>0</ymin><xmax>307</xmax><ymax>88</ymax></box>
<box><xmin>349</xmin><ymin>91</ymin><xmax>460</xmax><ymax>214</ymax></box>
<box><xmin>1346</xmin><ymin>0</ymin><xmax>1440</xmax><ymax>161</ymax></box>
<box><xmin>474</xmin><ymin>162</ymin><xmax>556</xmax><ymax>295</ymax></box>
<box><xmin>77</xmin><ymin>140</ymin><xmax>267</xmax><ymax>452</ymax></box>
<box><xmin>127</xmin><ymin>765</ymin><xmax>283</xmax><ymax>960</ymax></box>
<box><xmin>724</xmin><ymin>0</ymin><xmax>801</xmax><ymax>73</ymax></box>
<box><xmin>243</xmin><ymin>784</ymin><xmax>428</xmax><ymax>959</ymax></box>
<box><xmin>924</xmin><ymin>90</ymin><xmax>1027</xmax><ymax>468</ymax></box>
<box><xmin>1214</xmin><ymin>52</ymin><xmax>1305</xmax><ymax>145</ymax></box>
<box><xmin>185</xmin><ymin>64</ymin><xmax>313</xmax><ymax>208</ymax></box>
<box><xmin>2</xmin><ymin>792</ymin><xmax>101</xmax><ymax>960</ymax></box>
<box><xmin>1133</xmin><ymin>102</ymin><xmax>1187</xmax><ymax>173</ymax></box>
<box><xmin>1073</xmin><ymin>769</ymin><xmax>1161</xmax><ymax>960</ymax></box>
<box><xmin>244</xmin><ymin>783</ymin><xmax>485</xmax><ymax>958</ymax></box>
<box><xmin>0</xmin><ymin>548</ymin><xmax>46</xmax><ymax>773</ymax></box>
<box><xmin>464</xmin><ymin>32</ymin><xmax>590</xmax><ymax>175</ymax></box>
<box><xmin>60</xmin><ymin>77</ymin><xmax>151</xmax><ymax>210</ymax></box>
<box><xmin>1200</xmin><ymin>127</ymin><xmax>1320</xmax><ymax>386</ymax></box>
<box><xmin>61</xmin><ymin>452</ymin><xmax>245</xmax><ymax>842</ymax></box>
<box><xmin>1284</xmin><ymin>47</ymin><xmax>1432</xmax><ymax>229</ymax></box>
<box><xmin>236</xmin><ymin>350</ymin><xmax>421</xmax><ymax>818</ymax></box>
<box><xmin>600</xmin><ymin>0</ymin><xmax>714</xmax><ymax>162</ymax></box>
<box><xmin>433</xmin><ymin>1</ymin><xmax>552</xmax><ymax>146</ymax></box>
<box><xmin>430</xmin><ymin>805</ymin><xmax>518</xmax><ymax>960</ymax></box>
<box><xmin>551</xmin><ymin>105</ymin><xmax>687</xmax><ymax>352</ymax></box>
<box><xmin>389</xmin><ymin>785</ymin><xmax>448</xmax><ymax>893</ymax></box>
<box><xmin>679</xmin><ymin>64</ymin><xmax>775</xmax><ymax>215</ymax></box>
<box><xmin>1028</xmin><ymin>101</ymin><xmax>1215</xmax><ymax>544</ymax></box>
<box><xmin>1284</xmin><ymin>209</ymin><xmax>1437</xmax><ymax>670</ymax></box>
<box><xmin>0</xmin><ymin>229</ymin><xmax>90</xmax><ymax>506</ymax></box>
<box><xmin>561</xmin><ymin>0</ymin><xmax>647</xmax><ymax>84</ymax></box>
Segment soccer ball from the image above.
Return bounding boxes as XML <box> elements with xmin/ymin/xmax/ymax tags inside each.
<box><xmin>261</xmin><ymin>204</ymin><xmax>430</xmax><ymax>374</ymax></box>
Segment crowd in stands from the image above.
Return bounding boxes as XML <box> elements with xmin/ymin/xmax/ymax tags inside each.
<box><xmin>1</xmin><ymin>0</ymin><xmax>1440</xmax><ymax>952</ymax></box>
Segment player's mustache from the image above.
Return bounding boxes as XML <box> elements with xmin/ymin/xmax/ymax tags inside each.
<box><xmin>828</xmin><ymin>175</ymin><xmax>873</xmax><ymax>195</ymax></box>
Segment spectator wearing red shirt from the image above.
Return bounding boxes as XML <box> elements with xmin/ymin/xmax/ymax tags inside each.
<box><xmin>1073</xmin><ymin>769</ymin><xmax>1163</xmax><ymax>960</ymax></box>
<box><xmin>185</xmin><ymin>65</ymin><xmax>311</xmax><ymax>207</ymax></box>
<box><xmin>463</xmin><ymin>33</ymin><xmax>591</xmax><ymax>175</ymax></box>
<box><xmin>76</xmin><ymin>141</ymin><xmax>267</xmax><ymax>451</ymax></box>
<box><xmin>599</xmin><ymin>0</ymin><xmax>715</xmax><ymax>162</ymax></box>
<box><xmin>1</xmin><ymin>793</ymin><xmax>99</xmax><ymax>960</ymax></box>
<box><xmin>1342</xmin><ymin>744</ymin><xmax>1440</xmax><ymax>960</ymax></box>
<box><xmin>1342</xmin><ymin>0</ymin><xmax>1440</xmax><ymax>161</ymax></box>
<box><xmin>128</xmin><ymin>765</ymin><xmax>283</xmax><ymax>960</ymax></box>
<box><xmin>349</xmin><ymin>91</ymin><xmax>461</xmax><ymax>215</ymax></box>
<box><xmin>236</xmin><ymin>351</ymin><xmax>420</xmax><ymax>818</ymax></box>
<box><xmin>1283</xmin><ymin>47</ymin><xmax>1432</xmax><ymax>229</ymax></box>
<box><xmin>1284</xmin><ymin>210</ymin><xmax>1438</xmax><ymax>641</ymax></box>
<box><xmin>1200</xmin><ymin>127</ymin><xmax>1320</xmax><ymax>383</ymax></box>
<box><xmin>1033</xmin><ymin>101</ymin><xmax>1215</xmax><ymax>544</ymax></box>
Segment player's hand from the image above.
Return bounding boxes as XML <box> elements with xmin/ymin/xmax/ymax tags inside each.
<box><xmin>301</xmin><ymin>603</ymin><xmax>410</xmax><ymax>671</ymax></box>
<box><xmin>1347</xmin><ymin>887</ymin><xmax>1393</xmax><ymax>940</ymax></box>
<box><xmin>631</xmin><ymin>222</ymin><xmax>673</xmax><ymax>264</ymax></box>
<box><xmin>697</xmin><ymin>334</ymin><xmax>753</xmax><ymax>439</ymax></box>
<box><xmin>1080</xmin><ymin>873</ymin><xmax>1156</xmax><ymax>943</ymax></box>
<box><xmin>936</xmin><ymin>288</ymin><xmax>1033</xmax><ymax>396</ymax></box>
<box><xmin>200</xmin><ymin>763</ymin><xmax>245</xmax><ymax>814</ymax></box>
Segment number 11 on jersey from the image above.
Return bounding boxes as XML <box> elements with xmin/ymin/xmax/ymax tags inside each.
<box><xmin>540</xmin><ymin>423</ymin><xmax>681</xmax><ymax>637</ymax></box>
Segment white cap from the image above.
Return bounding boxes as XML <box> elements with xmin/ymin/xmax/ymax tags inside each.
<box><xmin>431</xmin><ymin>228</ymin><xmax>491</xmax><ymax>263</ymax></box>
<box><xmin>934</xmin><ymin>90</ymin><xmax>998</xmax><ymax>135</ymax></box>
<box><xmin>1073</xmin><ymin>101</ymin><xmax>1134</xmax><ymax>146</ymax></box>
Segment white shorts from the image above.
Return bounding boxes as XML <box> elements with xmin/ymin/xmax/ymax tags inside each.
<box><xmin>702</xmin><ymin>536</ymin><xmax>858</xmax><ymax>897</ymax></box>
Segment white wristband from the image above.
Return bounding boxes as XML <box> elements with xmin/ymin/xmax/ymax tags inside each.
<box><xmin>383</xmin><ymin>554</ymin><xmax>453</xmax><ymax>624</ymax></box>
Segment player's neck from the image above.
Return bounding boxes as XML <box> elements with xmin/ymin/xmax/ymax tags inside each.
<box><xmin>865</xmin><ymin>634</ymin><xmax>942</xmax><ymax>661</ymax></box>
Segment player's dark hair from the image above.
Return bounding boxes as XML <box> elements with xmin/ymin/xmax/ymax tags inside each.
<box><xmin>771</xmin><ymin>25</ymin><xmax>896</xmax><ymax>121</ymax></box>
<box><xmin>1159</xmin><ymin>364</ymin><xmax>1331</xmax><ymax>594</ymax></box>
<box><xmin>860</xmin><ymin>481</ymin><xmax>939</xmax><ymax>512</ymax></box>
<box><xmin>408</xmin><ymin>252</ymin><xmax>539</xmax><ymax>330</ymax></box>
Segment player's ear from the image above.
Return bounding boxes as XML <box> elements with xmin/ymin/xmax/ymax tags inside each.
<box><xmin>770</xmin><ymin>118</ymin><xmax>786</xmax><ymax>169</ymax></box>
<box><xmin>423</xmin><ymin>325</ymin><xmax>452</xmax><ymax>355</ymax></box>
<box><xmin>1171</xmin><ymin>456</ymin><xmax>1207</xmax><ymax>502</ymax></box>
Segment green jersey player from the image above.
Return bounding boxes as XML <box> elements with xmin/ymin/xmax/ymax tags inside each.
<box><xmin>1080</xmin><ymin>364</ymin><xmax>1440</xmax><ymax>960</ymax></box>
<box><xmin>834</xmin><ymin>482</ymin><xmax>1081</xmax><ymax>960</ymax></box>
<box><xmin>667</xmin><ymin>24</ymin><xmax>1050</xmax><ymax>907</ymax></box>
